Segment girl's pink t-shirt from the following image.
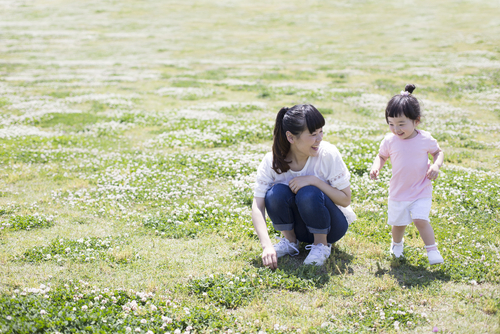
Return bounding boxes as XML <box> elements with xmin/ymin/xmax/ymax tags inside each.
<box><xmin>378</xmin><ymin>130</ymin><xmax>440</xmax><ymax>202</ymax></box>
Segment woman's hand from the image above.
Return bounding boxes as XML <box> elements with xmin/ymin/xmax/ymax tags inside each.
<box><xmin>252</xmin><ymin>197</ymin><xmax>278</xmax><ymax>269</ymax></box>
<box><xmin>289</xmin><ymin>175</ymin><xmax>318</xmax><ymax>194</ymax></box>
<box><xmin>262</xmin><ymin>246</ymin><xmax>278</xmax><ymax>269</ymax></box>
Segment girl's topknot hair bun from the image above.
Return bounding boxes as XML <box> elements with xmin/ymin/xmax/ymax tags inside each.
<box><xmin>404</xmin><ymin>84</ymin><xmax>416</xmax><ymax>94</ymax></box>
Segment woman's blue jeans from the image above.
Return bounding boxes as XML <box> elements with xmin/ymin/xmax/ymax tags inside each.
<box><xmin>265</xmin><ymin>184</ymin><xmax>348</xmax><ymax>244</ymax></box>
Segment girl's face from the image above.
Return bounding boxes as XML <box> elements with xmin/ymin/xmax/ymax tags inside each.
<box><xmin>288</xmin><ymin>127</ymin><xmax>323</xmax><ymax>157</ymax></box>
<box><xmin>387</xmin><ymin>115</ymin><xmax>419</xmax><ymax>140</ymax></box>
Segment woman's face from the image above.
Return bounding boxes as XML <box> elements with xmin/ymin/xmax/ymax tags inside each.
<box><xmin>289</xmin><ymin>127</ymin><xmax>323</xmax><ymax>157</ymax></box>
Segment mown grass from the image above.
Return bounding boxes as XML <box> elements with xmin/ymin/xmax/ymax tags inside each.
<box><xmin>0</xmin><ymin>0</ymin><xmax>499</xmax><ymax>333</ymax></box>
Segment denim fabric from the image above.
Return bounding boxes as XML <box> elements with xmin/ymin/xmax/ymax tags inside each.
<box><xmin>265</xmin><ymin>184</ymin><xmax>348</xmax><ymax>244</ymax></box>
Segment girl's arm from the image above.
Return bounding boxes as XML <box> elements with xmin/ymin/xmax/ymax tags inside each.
<box><xmin>427</xmin><ymin>149</ymin><xmax>444</xmax><ymax>180</ymax></box>
<box><xmin>370</xmin><ymin>154</ymin><xmax>387</xmax><ymax>180</ymax></box>
<box><xmin>288</xmin><ymin>176</ymin><xmax>351</xmax><ymax>207</ymax></box>
<box><xmin>251</xmin><ymin>197</ymin><xmax>278</xmax><ymax>269</ymax></box>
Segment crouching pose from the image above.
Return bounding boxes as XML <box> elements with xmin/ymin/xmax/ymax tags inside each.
<box><xmin>252</xmin><ymin>104</ymin><xmax>356</xmax><ymax>269</ymax></box>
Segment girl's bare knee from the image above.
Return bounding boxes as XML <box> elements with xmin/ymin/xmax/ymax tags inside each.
<box><xmin>413</xmin><ymin>219</ymin><xmax>430</xmax><ymax>229</ymax></box>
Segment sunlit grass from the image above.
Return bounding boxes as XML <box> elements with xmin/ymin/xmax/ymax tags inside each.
<box><xmin>0</xmin><ymin>0</ymin><xmax>499</xmax><ymax>332</ymax></box>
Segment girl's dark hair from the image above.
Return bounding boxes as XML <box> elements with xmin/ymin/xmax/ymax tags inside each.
<box><xmin>385</xmin><ymin>84</ymin><xmax>421</xmax><ymax>123</ymax></box>
<box><xmin>272</xmin><ymin>104</ymin><xmax>325</xmax><ymax>174</ymax></box>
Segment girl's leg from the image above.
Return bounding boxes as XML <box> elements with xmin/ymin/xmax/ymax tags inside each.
<box><xmin>390</xmin><ymin>225</ymin><xmax>406</xmax><ymax>258</ymax></box>
<box><xmin>413</xmin><ymin>219</ymin><xmax>436</xmax><ymax>246</ymax></box>
<box><xmin>387</xmin><ymin>200</ymin><xmax>412</xmax><ymax>258</ymax></box>
<box><xmin>391</xmin><ymin>225</ymin><xmax>406</xmax><ymax>243</ymax></box>
<box><xmin>414</xmin><ymin>219</ymin><xmax>443</xmax><ymax>264</ymax></box>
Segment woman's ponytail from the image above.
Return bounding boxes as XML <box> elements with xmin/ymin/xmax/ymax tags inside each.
<box><xmin>272</xmin><ymin>107</ymin><xmax>291</xmax><ymax>174</ymax></box>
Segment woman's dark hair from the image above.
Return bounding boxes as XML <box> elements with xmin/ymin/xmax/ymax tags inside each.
<box><xmin>272</xmin><ymin>104</ymin><xmax>325</xmax><ymax>174</ymax></box>
<box><xmin>385</xmin><ymin>84</ymin><xmax>421</xmax><ymax>123</ymax></box>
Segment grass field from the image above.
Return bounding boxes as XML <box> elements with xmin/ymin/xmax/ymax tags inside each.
<box><xmin>0</xmin><ymin>0</ymin><xmax>499</xmax><ymax>333</ymax></box>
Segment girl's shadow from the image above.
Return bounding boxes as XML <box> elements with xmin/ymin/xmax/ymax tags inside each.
<box><xmin>375</xmin><ymin>257</ymin><xmax>451</xmax><ymax>287</ymax></box>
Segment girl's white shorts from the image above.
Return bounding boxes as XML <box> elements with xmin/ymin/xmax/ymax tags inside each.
<box><xmin>387</xmin><ymin>198</ymin><xmax>432</xmax><ymax>226</ymax></box>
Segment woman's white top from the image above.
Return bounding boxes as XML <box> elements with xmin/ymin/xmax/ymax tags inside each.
<box><xmin>253</xmin><ymin>141</ymin><xmax>357</xmax><ymax>224</ymax></box>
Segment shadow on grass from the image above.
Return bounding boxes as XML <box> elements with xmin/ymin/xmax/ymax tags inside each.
<box><xmin>374</xmin><ymin>257</ymin><xmax>451</xmax><ymax>287</ymax></box>
<box><xmin>250</xmin><ymin>245</ymin><xmax>354</xmax><ymax>288</ymax></box>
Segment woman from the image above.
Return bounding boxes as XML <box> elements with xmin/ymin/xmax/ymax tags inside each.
<box><xmin>252</xmin><ymin>104</ymin><xmax>356</xmax><ymax>269</ymax></box>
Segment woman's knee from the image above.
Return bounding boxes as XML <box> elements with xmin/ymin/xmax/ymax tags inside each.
<box><xmin>265</xmin><ymin>184</ymin><xmax>293</xmax><ymax>209</ymax></box>
<box><xmin>295</xmin><ymin>186</ymin><xmax>324</xmax><ymax>211</ymax></box>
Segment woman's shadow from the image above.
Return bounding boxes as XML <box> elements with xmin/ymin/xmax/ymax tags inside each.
<box><xmin>250</xmin><ymin>244</ymin><xmax>355</xmax><ymax>288</ymax></box>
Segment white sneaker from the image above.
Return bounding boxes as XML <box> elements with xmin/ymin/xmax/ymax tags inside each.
<box><xmin>390</xmin><ymin>239</ymin><xmax>404</xmax><ymax>258</ymax></box>
<box><xmin>303</xmin><ymin>243</ymin><xmax>331</xmax><ymax>266</ymax></box>
<box><xmin>273</xmin><ymin>237</ymin><xmax>299</xmax><ymax>258</ymax></box>
<box><xmin>427</xmin><ymin>250</ymin><xmax>444</xmax><ymax>265</ymax></box>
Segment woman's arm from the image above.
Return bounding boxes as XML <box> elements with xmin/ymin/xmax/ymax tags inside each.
<box><xmin>251</xmin><ymin>197</ymin><xmax>278</xmax><ymax>269</ymax></box>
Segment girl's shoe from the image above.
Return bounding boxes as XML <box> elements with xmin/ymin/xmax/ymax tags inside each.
<box><xmin>390</xmin><ymin>239</ymin><xmax>404</xmax><ymax>258</ymax></box>
<box><xmin>303</xmin><ymin>243</ymin><xmax>331</xmax><ymax>266</ymax></box>
<box><xmin>425</xmin><ymin>244</ymin><xmax>444</xmax><ymax>265</ymax></box>
<box><xmin>273</xmin><ymin>237</ymin><xmax>299</xmax><ymax>258</ymax></box>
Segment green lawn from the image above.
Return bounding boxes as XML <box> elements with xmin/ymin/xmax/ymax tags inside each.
<box><xmin>0</xmin><ymin>0</ymin><xmax>499</xmax><ymax>333</ymax></box>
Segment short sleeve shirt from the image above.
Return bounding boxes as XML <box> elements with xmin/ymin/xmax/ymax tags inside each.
<box><xmin>253</xmin><ymin>141</ymin><xmax>356</xmax><ymax>224</ymax></box>
<box><xmin>378</xmin><ymin>130</ymin><xmax>440</xmax><ymax>202</ymax></box>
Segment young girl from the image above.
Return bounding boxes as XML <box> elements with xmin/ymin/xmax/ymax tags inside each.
<box><xmin>252</xmin><ymin>104</ymin><xmax>356</xmax><ymax>268</ymax></box>
<box><xmin>370</xmin><ymin>84</ymin><xmax>444</xmax><ymax>265</ymax></box>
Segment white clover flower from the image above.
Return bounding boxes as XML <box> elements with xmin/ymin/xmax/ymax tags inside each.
<box><xmin>140</xmin><ymin>319</ymin><xmax>147</xmax><ymax>324</ymax></box>
<box><xmin>81</xmin><ymin>305</ymin><xmax>88</xmax><ymax>311</ymax></box>
<box><xmin>130</xmin><ymin>300</ymin><xmax>138</xmax><ymax>311</ymax></box>
<box><xmin>162</xmin><ymin>316</ymin><xmax>173</xmax><ymax>324</ymax></box>
<box><xmin>394</xmin><ymin>321</ymin><xmax>400</xmax><ymax>330</ymax></box>
<box><xmin>135</xmin><ymin>328</ymin><xmax>141</xmax><ymax>333</ymax></box>
<box><xmin>40</xmin><ymin>310</ymin><xmax>47</xmax><ymax>315</ymax></box>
